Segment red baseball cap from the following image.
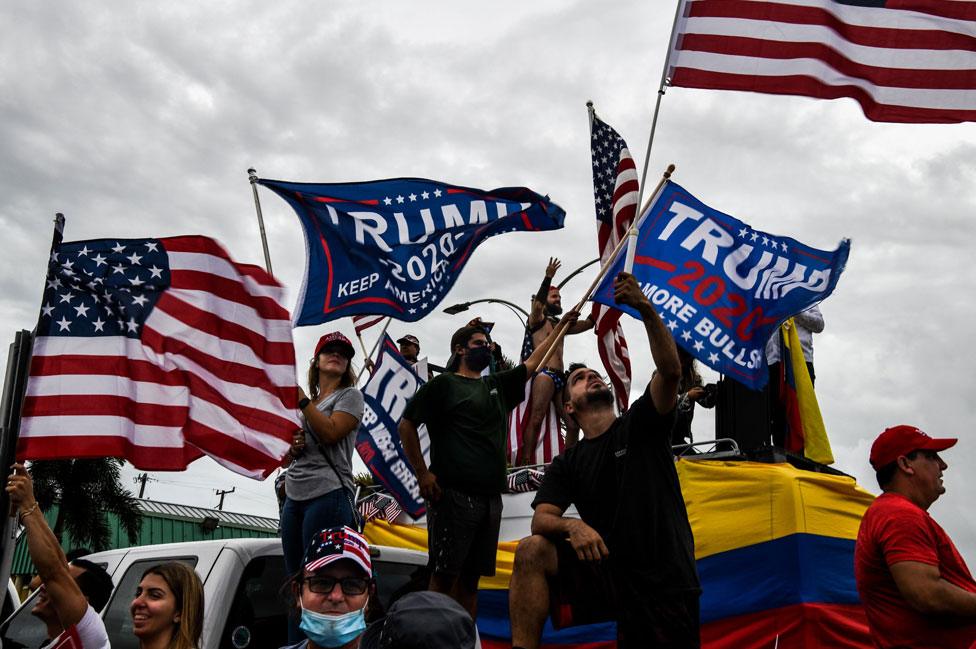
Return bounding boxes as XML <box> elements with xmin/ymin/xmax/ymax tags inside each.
<box><xmin>869</xmin><ymin>425</ymin><xmax>957</xmax><ymax>470</ymax></box>
<box><xmin>303</xmin><ymin>526</ymin><xmax>372</xmax><ymax>577</ymax></box>
<box><xmin>315</xmin><ymin>331</ymin><xmax>355</xmax><ymax>359</ymax></box>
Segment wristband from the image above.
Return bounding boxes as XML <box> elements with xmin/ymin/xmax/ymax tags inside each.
<box><xmin>298</xmin><ymin>397</ymin><xmax>311</xmax><ymax>410</ymax></box>
<box><xmin>535</xmin><ymin>275</ymin><xmax>553</xmax><ymax>304</ymax></box>
<box><xmin>19</xmin><ymin>502</ymin><xmax>38</xmax><ymax>521</ymax></box>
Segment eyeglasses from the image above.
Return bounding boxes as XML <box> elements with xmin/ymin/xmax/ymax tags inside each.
<box><xmin>303</xmin><ymin>576</ymin><xmax>369</xmax><ymax>596</ymax></box>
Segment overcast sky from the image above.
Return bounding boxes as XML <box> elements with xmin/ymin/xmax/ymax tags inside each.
<box><xmin>2</xmin><ymin>1</ymin><xmax>974</xmax><ymax>557</ymax></box>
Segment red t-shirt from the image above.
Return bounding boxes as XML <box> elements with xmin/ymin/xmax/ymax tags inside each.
<box><xmin>855</xmin><ymin>492</ymin><xmax>976</xmax><ymax>648</ymax></box>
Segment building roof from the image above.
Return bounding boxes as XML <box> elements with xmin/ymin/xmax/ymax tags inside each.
<box><xmin>134</xmin><ymin>499</ymin><xmax>278</xmax><ymax>533</ymax></box>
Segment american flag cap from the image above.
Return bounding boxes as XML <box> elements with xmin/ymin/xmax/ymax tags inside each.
<box><xmin>303</xmin><ymin>526</ymin><xmax>372</xmax><ymax>577</ymax></box>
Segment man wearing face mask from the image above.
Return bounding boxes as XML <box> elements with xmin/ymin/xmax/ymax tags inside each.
<box><xmin>280</xmin><ymin>526</ymin><xmax>374</xmax><ymax>649</ymax></box>
<box><xmin>400</xmin><ymin>316</ymin><xmax>577</xmax><ymax>621</ymax></box>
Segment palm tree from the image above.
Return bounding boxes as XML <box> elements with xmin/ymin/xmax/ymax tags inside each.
<box><xmin>29</xmin><ymin>458</ymin><xmax>142</xmax><ymax>552</ymax></box>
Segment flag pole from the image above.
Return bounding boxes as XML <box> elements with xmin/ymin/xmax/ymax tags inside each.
<box><xmin>0</xmin><ymin>213</ymin><xmax>66</xmax><ymax>612</ymax></box>
<box><xmin>532</xmin><ymin>165</ymin><xmax>674</xmax><ymax>372</ymax></box>
<box><xmin>356</xmin><ymin>318</ymin><xmax>392</xmax><ymax>381</ymax></box>
<box><xmin>247</xmin><ymin>168</ymin><xmax>274</xmax><ymax>275</ymax></box>
<box><xmin>634</xmin><ymin>0</ymin><xmax>686</xmax><ymax>216</ymax></box>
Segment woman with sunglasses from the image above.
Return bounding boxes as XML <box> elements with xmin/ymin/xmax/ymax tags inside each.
<box><xmin>281</xmin><ymin>332</ymin><xmax>365</xmax><ymax>642</ymax></box>
<box><xmin>280</xmin><ymin>526</ymin><xmax>375</xmax><ymax>649</ymax></box>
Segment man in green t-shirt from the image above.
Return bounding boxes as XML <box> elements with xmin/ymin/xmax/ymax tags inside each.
<box><xmin>400</xmin><ymin>314</ymin><xmax>575</xmax><ymax>620</ymax></box>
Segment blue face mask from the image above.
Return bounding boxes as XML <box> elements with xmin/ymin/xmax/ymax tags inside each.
<box><xmin>299</xmin><ymin>601</ymin><xmax>367</xmax><ymax>648</ymax></box>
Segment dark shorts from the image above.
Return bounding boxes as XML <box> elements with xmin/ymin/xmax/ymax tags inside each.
<box><xmin>426</xmin><ymin>488</ymin><xmax>502</xmax><ymax>580</ymax></box>
<box><xmin>550</xmin><ymin>540</ymin><xmax>701</xmax><ymax>648</ymax></box>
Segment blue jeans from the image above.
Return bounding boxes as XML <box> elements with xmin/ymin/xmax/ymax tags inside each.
<box><xmin>280</xmin><ymin>488</ymin><xmax>356</xmax><ymax>643</ymax></box>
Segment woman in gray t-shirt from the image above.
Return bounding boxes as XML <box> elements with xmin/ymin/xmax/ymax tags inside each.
<box><xmin>280</xmin><ymin>332</ymin><xmax>365</xmax><ymax>586</ymax></box>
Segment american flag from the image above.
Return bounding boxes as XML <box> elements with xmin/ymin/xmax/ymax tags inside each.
<box><xmin>352</xmin><ymin>314</ymin><xmax>385</xmax><ymax>335</ymax></box>
<box><xmin>358</xmin><ymin>495</ymin><xmax>380</xmax><ymax>524</ymax></box>
<box><xmin>668</xmin><ymin>0</ymin><xmax>976</xmax><ymax>124</ymax></box>
<box><xmin>506</xmin><ymin>380</ymin><xmax>563</xmax><ymax>466</ymax></box>
<box><xmin>589</xmin><ymin>111</ymin><xmax>634</xmax><ymax>413</ymax></box>
<box><xmin>18</xmin><ymin>236</ymin><xmax>299</xmax><ymax>479</ymax></box>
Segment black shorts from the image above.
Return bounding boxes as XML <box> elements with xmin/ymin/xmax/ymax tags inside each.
<box><xmin>549</xmin><ymin>539</ymin><xmax>701</xmax><ymax>648</ymax></box>
<box><xmin>426</xmin><ymin>488</ymin><xmax>502</xmax><ymax>580</ymax></box>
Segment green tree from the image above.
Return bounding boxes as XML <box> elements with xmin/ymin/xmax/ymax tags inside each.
<box><xmin>29</xmin><ymin>458</ymin><xmax>142</xmax><ymax>552</ymax></box>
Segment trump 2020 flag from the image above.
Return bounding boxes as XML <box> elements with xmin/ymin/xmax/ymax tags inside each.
<box><xmin>19</xmin><ymin>236</ymin><xmax>299</xmax><ymax>479</ymax></box>
<box><xmin>259</xmin><ymin>177</ymin><xmax>566</xmax><ymax>326</ymax></box>
<box><xmin>592</xmin><ymin>181</ymin><xmax>849</xmax><ymax>390</ymax></box>
<box><xmin>356</xmin><ymin>335</ymin><xmax>430</xmax><ymax>517</ymax></box>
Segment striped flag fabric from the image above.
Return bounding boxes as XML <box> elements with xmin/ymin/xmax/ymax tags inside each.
<box><xmin>589</xmin><ymin>112</ymin><xmax>634</xmax><ymax>413</ymax></box>
<box><xmin>18</xmin><ymin>236</ymin><xmax>299</xmax><ymax>479</ymax></box>
<box><xmin>506</xmin><ymin>380</ymin><xmax>563</xmax><ymax>466</ymax></box>
<box><xmin>668</xmin><ymin>0</ymin><xmax>976</xmax><ymax>123</ymax></box>
<box><xmin>352</xmin><ymin>314</ymin><xmax>385</xmax><ymax>335</ymax></box>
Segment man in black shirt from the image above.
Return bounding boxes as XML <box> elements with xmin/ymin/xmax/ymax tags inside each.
<box><xmin>509</xmin><ymin>272</ymin><xmax>700</xmax><ymax>649</ymax></box>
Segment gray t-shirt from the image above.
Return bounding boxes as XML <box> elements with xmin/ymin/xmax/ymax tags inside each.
<box><xmin>285</xmin><ymin>387</ymin><xmax>364</xmax><ymax>501</ymax></box>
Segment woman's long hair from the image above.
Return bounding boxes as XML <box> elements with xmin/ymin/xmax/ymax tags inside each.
<box><xmin>140</xmin><ymin>562</ymin><xmax>204</xmax><ymax>649</ymax></box>
<box><xmin>307</xmin><ymin>352</ymin><xmax>357</xmax><ymax>400</ymax></box>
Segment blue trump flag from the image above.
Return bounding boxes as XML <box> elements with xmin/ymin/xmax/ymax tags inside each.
<box><xmin>592</xmin><ymin>181</ymin><xmax>850</xmax><ymax>390</ymax></box>
<box><xmin>355</xmin><ymin>335</ymin><xmax>429</xmax><ymax>517</ymax></box>
<box><xmin>259</xmin><ymin>177</ymin><xmax>566</xmax><ymax>326</ymax></box>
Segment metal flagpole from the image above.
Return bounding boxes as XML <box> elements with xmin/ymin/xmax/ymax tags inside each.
<box><xmin>0</xmin><ymin>213</ymin><xmax>66</xmax><ymax>612</ymax></box>
<box><xmin>532</xmin><ymin>165</ymin><xmax>674</xmax><ymax>372</ymax></box>
<box><xmin>634</xmin><ymin>0</ymin><xmax>687</xmax><ymax>215</ymax></box>
<box><xmin>247</xmin><ymin>168</ymin><xmax>274</xmax><ymax>275</ymax></box>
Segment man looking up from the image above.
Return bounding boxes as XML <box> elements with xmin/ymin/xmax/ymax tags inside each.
<box><xmin>399</xmin><ymin>311</ymin><xmax>577</xmax><ymax>621</ymax></box>
<box><xmin>509</xmin><ymin>272</ymin><xmax>699</xmax><ymax>649</ymax></box>
<box><xmin>7</xmin><ymin>463</ymin><xmax>113</xmax><ymax>648</ymax></box>
<box><xmin>855</xmin><ymin>425</ymin><xmax>976</xmax><ymax>648</ymax></box>
<box><xmin>518</xmin><ymin>257</ymin><xmax>593</xmax><ymax>465</ymax></box>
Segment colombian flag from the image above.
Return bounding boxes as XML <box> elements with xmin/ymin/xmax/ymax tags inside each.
<box><xmin>780</xmin><ymin>317</ymin><xmax>834</xmax><ymax>464</ymax></box>
<box><xmin>364</xmin><ymin>459</ymin><xmax>876</xmax><ymax>648</ymax></box>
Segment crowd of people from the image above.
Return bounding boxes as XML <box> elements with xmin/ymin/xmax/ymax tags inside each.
<box><xmin>8</xmin><ymin>256</ymin><xmax>976</xmax><ymax>649</ymax></box>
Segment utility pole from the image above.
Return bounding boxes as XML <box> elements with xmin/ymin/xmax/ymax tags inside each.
<box><xmin>215</xmin><ymin>487</ymin><xmax>235</xmax><ymax>511</ymax></box>
<box><xmin>134</xmin><ymin>473</ymin><xmax>150</xmax><ymax>499</ymax></box>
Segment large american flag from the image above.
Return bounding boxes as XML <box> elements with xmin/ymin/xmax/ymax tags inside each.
<box><xmin>668</xmin><ymin>0</ymin><xmax>976</xmax><ymax>124</ymax></box>
<box><xmin>589</xmin><ymin>112</ymin><xmax>634</xmax><ymax>413</ymax></box>
<box><xmin>18</xmin><ymin>236</ymin><xmax>299</xmax><ymax>479</ymax></box>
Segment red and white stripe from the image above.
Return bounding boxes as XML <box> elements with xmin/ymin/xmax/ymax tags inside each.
<box><xmin>352</xmin><ymin>314</ymin><xmax>385</xmax><ymax>335</ymax></box>
<box><xmin>18</xmin><ymin>236</ymin><xmax>299</xmax><ymax>479</ymax></box>
<box><xmin>592</xmin><ymin>148</ymin><xmax>636</xmax><ymax>413</ymax></box>
<box><xmin>669</xmin><ymin>0</ymin><xmax>976</xmax><ymax>123</ymax></box>
<box><xmin>506</xmin><ymin>381</ymin><xmax>563</xmax><ymax>466</ymax></box>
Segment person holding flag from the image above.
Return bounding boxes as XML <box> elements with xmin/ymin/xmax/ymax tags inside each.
<box><xmin>282</xmin><ymin>332</ymin><xmax>364</xmax><ymax>642</ymax></box>
<box><xmin>399</xmin><ymin>310</ymin><xmax>579</xmax><ymax>622</ymax></box>
<box><xmin>509</xmin><ymin>272</ymin><xmax>699</xmax><ymax>649</ymax></box>
<box><xmin>518</xmin><ymin>257</ymin><xmax>593</xmax><ymax>465</ymax></box>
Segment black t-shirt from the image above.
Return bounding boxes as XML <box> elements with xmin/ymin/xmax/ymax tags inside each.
<box><xmin>403</xmin><ymin>365</ymin><xmax>528</xmax><ymax>495</ymax></box>
<box><xmin>533</xmin><ymin>391</ymin><xmax>700</xmax><ymax>596</ymax></box>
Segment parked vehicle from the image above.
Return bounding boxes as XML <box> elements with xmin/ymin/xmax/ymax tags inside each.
<box><xmin>0</xmin><ymin>537</ymin><xmax>427</xmax><ymax>649</ymax></box>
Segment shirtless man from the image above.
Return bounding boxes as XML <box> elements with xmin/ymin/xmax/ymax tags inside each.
<box><xmin>518</xmin><ymin>258</ymin><xmax>594</xmax><ymax>466</ymax></box>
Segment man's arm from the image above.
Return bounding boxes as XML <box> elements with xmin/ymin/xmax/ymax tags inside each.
<box><xmin>523</xmin><ymin>309</ymin><xmax>579</xmax><ymax>375</ymax></box>
<box><xmin>889</xmin><ymin>560</ymin><xmax>976</xmax><ymax>616</ymax></box>
<box><xmin>531</xmin><ymin>504</ymin><xmax>609</xmax><ymax>562</ymax></box>
<box><xmin>528</xmin><ymin>258</ymin><xmax>560</xmax><ymax>328</ymax></box>
<box><xmin>399</xmin><ymin>417</ymin><xmax>441</xmax><ymax>502</ymax></box>
<box><xmin>613</xmin><ymin>272</ymin><xmax>680</xmax><ymax>413</ymax></box>
<box><xmin>7</xmin><ymin>464</ymin><xmax>89</xmax><ymax>628</ymax></box>
<box><xmin>794</xmin><ymin>305</ymin><xmax>824</xmax><ymax>334</ymax></box>
<box><xmin>567</xmin><ymin>315</ymin><xmax>594</xmax><ymax>335</ymax></box>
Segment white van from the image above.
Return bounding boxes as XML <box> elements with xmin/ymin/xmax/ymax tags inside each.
<box><xmin>0</xmin><ymin>538</ymin><xmax>428</xmax><ymax>649</ymax></box>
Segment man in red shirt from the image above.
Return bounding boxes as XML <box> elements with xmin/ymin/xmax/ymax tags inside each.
<box><xmin>855</xmin><ymin>425</ymin><xmax>976</xmax><ymax>648</ymax></box>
